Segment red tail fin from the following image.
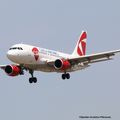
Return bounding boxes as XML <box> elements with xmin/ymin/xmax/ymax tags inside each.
<box><xmin>72</xmin><ymin>31</ymin><xmax>87</xmax><ymax>56</ymax></box>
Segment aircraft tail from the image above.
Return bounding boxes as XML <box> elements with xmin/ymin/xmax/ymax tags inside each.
<box><xmin>72</xmin><ymin>31</ymin><xmax>87</xmax><ymax>57</ymax></box>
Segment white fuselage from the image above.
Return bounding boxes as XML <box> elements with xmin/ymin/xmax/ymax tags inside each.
<box><xmin>7</xmin><ymin>44</ymin><xmax>77</xmax><ymax>72</ymax></box>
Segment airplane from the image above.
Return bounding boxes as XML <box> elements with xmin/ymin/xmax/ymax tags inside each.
<box><xmin>0</xmin><ymin>31</ymin><xmax>120</xmax><ymax>83</ymax></box>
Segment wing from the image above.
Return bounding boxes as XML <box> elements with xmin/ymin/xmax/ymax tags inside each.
<box><xmin>47</xmin><ymin>49</ymin><xmax>120</xmax><ymax>67</ymax></box>
<box><xmin>0</xmin><ymin>65</ymin><xmax>7</xmax><ymax>69</ymax></box>
<box><xmin>69</xmin><ymin>49</ymin><xmax>120</xmax><ymax>65</ymax></box>
<box><xmin>0</xmin><ymin>64</ymin><xmax>20</xmax><ymax>70</ymax></box>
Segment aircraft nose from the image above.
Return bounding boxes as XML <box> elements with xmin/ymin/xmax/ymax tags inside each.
<box><xmin>7</xmin><ymin>50</ymin><xmax>17</xmax><ymax>59</ymax></box>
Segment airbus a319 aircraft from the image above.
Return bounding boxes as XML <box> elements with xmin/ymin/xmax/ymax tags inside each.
<box><xmin>0</xmin><ymin>31</ymin><xmax>120</xmax><ymax>83</ymax></box>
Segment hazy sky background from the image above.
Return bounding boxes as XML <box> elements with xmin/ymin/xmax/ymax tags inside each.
<box><xmin>0</xmin><ymin>0</ymin><xmax>120</xmax><ymax>120</ymax></box>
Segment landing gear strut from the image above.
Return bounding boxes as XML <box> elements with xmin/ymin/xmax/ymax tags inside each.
<box><xmin>62</xmin><ymin>73</ymin><xmax>70</xmax><ymax>80</ymax></box>
<box><xmin>29</xmin><ymin>70</ymin><xmax>37</xmax><ymax>83</ymax></box>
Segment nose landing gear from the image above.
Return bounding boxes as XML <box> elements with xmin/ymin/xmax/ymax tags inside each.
<box><xmin>29</xmin><ymin>70</ymin><xmax>37</xmax><ymax>83</ymax></box>
<box><xmin>29</xmin><ymin>77</ymin><xmax>37</xmax><ymax>83</ymax></box>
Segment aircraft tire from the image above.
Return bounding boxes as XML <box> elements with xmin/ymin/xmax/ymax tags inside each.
<box><xmin>66</xmin><ymin>73</ymin><xmax>70</xmax><ymax>79</ymax></box>
<box><xmin>33</xmin><ymin>77</ymin><xmax>37</xmax><ymax>83</ymax></box>
<box><xmin>29</xmin><ymin>78</ymin><xmax>33</xmax><ymax>83</ymax></box>
<box><xmin>62</xmin><ymin>74</ymin><xmax>66</xmax><ymax>80</ymax></box>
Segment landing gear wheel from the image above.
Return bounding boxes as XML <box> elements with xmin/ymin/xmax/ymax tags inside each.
<box><xmin>66</xmin><ymin>73</ymin><xmax>70</xmax><ymax>79</ymax></box>
<box><xmin>29</xmin><ymin>70</ymin><xmax>37</xmax><ymax>84</ymax></box>
<box><xmin>61</xmin><ymin>73</ymin><xmax>70</xmax><ymax>80</ymax></box>
<box><xmin>62</xmin><ymin>74</ymin><xmax>66</xmax><ymax>80</ymax></box>
<box><xmin>29</xmin><ymin>78</ymin><xmax>33</xmax><ymax>83</ymax></box>
<box><xmin>29</xmin><ymin>77</ymin><xmax>37</xmax><ymax>83</ymax></box>
<box><xmin>33</xmin><ymin>77</ymin><xmax>37</xmax><ymax>83</ymax></box>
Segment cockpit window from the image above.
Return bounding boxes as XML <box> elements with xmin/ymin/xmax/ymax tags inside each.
<box><xmin>9</xmin><ymin>47</ymin><xmax>23</xmax><ymax>50</ymax></box>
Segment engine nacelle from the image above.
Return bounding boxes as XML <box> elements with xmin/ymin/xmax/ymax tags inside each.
<box><xmin>5</xmin><ymin>65</ymin><xmax>21</xmax><ymax>76</ymax></box>
<box><xmin>54</xmin><ymin>59</ymin><xmax>71</xmax><ymax>70</ymax></box>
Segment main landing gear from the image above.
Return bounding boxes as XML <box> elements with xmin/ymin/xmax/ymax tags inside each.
<box><xmin>29</xmin><ymin>70</ymin><xmax>37</xmax><ymax>83</ymax></box>
<box><xmin>61</xmin><ymin>73</ymin><xmax>70</xmax><ymax>80</ymax></box>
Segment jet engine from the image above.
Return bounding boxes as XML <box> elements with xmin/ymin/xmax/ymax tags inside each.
<box><xmin>5</xmin><ymin>65</ymin><xmax>21</xmax><ymax>76</ymax></box>
<box><xmin>54</xmin><ymin>59</ymin><xmax>71</xmax><ymax>70</ymax></box>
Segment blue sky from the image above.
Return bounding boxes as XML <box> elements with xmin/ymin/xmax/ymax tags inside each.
<box><xmin>0</xmin><ymin>0</ymin><xmax>120</xmax><ymax>120</ymax></box>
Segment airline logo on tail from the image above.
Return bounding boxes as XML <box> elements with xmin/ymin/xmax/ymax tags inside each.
<box><xmin>77</xmin><ymin>31</ymin><xmax>87</xmax><ymax>56</ymax></box>
<box><xmin>72</xmin><ymin>31</ymin><xmax>87</xmax><ymax>57</ymax></box>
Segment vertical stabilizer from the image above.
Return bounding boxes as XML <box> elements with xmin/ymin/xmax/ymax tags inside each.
<box><xmin>72</xmin><ymin>31</ymin><xmax>87</xmax><ymax>57</ymax></box>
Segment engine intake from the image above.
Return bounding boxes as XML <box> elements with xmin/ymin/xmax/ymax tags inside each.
<box><xmin>54</xmin><ymin>59</ymin><xmax>71</xmax><ymax>70</ymax></box>
<box><xmin>5</xmin><ymin>65</ymin><xmax>21</xmax><ymax>76</ymax></box>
